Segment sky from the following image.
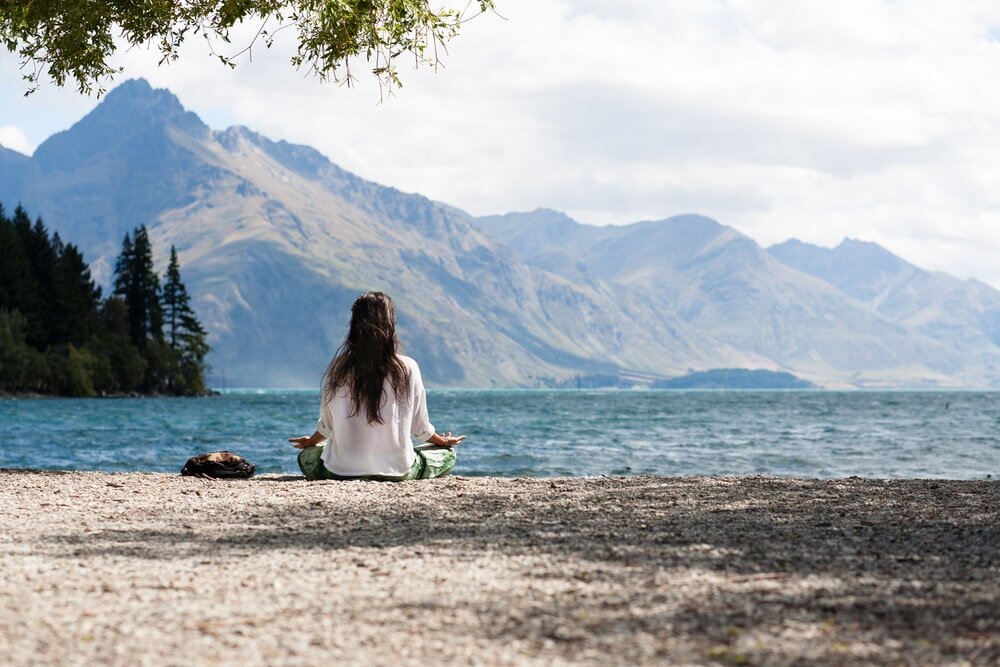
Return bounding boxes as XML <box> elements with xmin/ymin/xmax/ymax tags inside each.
<box><xmin>2</xmin><ymin>1</ymin><xmax>1000</xmax><ymax>286</ymax></box>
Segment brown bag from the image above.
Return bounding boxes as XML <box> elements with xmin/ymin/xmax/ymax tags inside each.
<box><xmin>180</xmin><ymin>451</ymin><xmax>256</xmax><ymax>479</ymax></box>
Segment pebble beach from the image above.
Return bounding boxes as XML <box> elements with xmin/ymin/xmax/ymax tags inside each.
<box><xmin>1</xmin><ymin>471</ymin><xmax>997</xmax><ymax>666</ymax></box>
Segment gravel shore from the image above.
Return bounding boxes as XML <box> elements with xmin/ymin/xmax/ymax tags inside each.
<box><xmin>1</xmin><ymin>471</ymin><xmax>997</xmax><ymax>666</ymax></box>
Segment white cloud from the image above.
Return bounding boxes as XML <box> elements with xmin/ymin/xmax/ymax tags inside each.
<box><xmin>0</xmin><ymin>125</ymin><xmax>32</xmax><ymax>154</ymax></box>
<box><xmin>2</xmin><ymin>1</ymin><xmax>1000</xmax><ymax>285</ymax></box>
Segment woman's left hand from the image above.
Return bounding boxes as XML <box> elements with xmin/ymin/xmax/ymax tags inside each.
<box><xmin>432</xmin><ymin>432</ymin><xmax>466</xmax><ymax>448</ymax></box>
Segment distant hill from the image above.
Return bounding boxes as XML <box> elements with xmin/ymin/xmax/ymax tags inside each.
<box><xmin>768</xmin><ymin>238</ymin><xmax>1000</xmax><ymax>356</ymax></box>
<box><xmin>474</xmin><ymin>210</ymin><xmax>997</xmax><ymax>387</ymax></box>
<box><xmin>653</xmin><ymin>369</ymin><xmax>815</xmax><ymax>389</ymax></box>
<box><xmin>4</xmin><ymin>79</ymin><xmax>1000</xmax><ymax>388</ymax></box>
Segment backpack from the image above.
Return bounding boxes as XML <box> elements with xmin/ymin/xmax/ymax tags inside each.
<box><xmin>180</xmin><ymin>451</ymin><xmax>256</xmax><ymax>479</ymax></box>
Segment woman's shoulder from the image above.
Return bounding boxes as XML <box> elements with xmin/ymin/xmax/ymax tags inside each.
<box><xmin>396</xmin><ymin>354</ymin><xmax>420</xmax><ymax>371</ymax></box>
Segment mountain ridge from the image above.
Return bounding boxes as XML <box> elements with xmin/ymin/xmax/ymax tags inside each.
<box><xmin>3</xmin><ymin>78</ymin><xmax>1000</xmax><ymax>388</ymax></box>
<box><xmin>471</xmin><ymin>209</ymin><xmax>1000</xmax><ymax>387</ymax></box>
<box><xmin>4</xmin><ymin>79</ymin><xmax>750</xmax><ymax>387</ymax></box>
<box><xmin>768</xmin><ymin>237</ymin><xmax>1000</xmax><ymax>357</ymax></box>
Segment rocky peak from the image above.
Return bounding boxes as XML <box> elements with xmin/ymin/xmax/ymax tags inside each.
<box><xmin>833</xmin><ymin>237</ymin><xmax>914</xmax><ymax>273</ymax></box>
<box><xmin>93</xmin><ymin>79</ymin><xmax>206</xmax><ymax>133</ymax></box>
<box><xmin>32</xmin><ymin>78</ymin><xmax>208</xmax><ymax>169</ymax></box>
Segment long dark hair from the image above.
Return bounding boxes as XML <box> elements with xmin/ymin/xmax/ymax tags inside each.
<box><xmin>324</xmin><ymin>291</ymin><xmax>410</xmax><ymax>425</ymax></box>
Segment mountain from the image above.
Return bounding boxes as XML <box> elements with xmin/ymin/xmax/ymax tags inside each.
<box><xmin>5</xmin><ymin>79</ymin><xmax>1000</xmax><ymax>388</ymax></box>
<box><xmin>769</xmin><ymin>238</ymin><xmax>1000</xmax><ymax>353</ymax></box>
<box><xmin>20</xmin><ymin>81</ymin><xmax>216</xmax><ymax>281</ymax></box>
<box><xmin>474</xmin><ymin>210</ymin><xmax>1000</xmax><ymax>387</ymax></box>
<box><xmin>0</xmin><ymin>145</ymin><xmax>28</xmax><ymax>213</ymax></box>
<box><xmin>3</xmin><ymin>79</ymin><xmax>752</xmax><ymax>387</ymax></box>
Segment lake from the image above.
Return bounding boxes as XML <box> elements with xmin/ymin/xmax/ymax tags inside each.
<box><xmin>1</xmin><ymin>390</ymin><xmax>997</xmax><ymax>479</ymax></box>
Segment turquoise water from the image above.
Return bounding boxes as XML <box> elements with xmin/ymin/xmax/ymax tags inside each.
<box><xmin>1</xmin><ymin>390</ymin><xmax>997</xmax><ymax>479</ymax></box>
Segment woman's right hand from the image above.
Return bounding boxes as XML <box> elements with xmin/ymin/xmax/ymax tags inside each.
<box><xmin>288</xmin><ymin>436</ymin><xmax>314</xmax><ymax>449</ymax></box>
<box><xmin>288</xmin><ymin>431</ymin><xmax>325</xmax><ymax>449</ymax></box>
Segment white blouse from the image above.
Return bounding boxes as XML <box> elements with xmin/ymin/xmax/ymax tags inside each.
<box><xmin>316</xmin><ymin>355</ymin><xmax>435</xmax><ymax>477</ymax></box>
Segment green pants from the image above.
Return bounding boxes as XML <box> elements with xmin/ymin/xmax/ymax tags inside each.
<box><xmin>297</xmin><ymin>445</ymin><xmax>457</xmax><ymax>481</ymax></box>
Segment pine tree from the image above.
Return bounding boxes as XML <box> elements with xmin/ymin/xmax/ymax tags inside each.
<box><xmin>112</xmin><ymin>231</ymin><xmax>137</xmax><ymax>343</ymax></box>
<box><xmin>162</xmin><ymin>246</ymin><xmax>187</xmax><ymax>348</ymax></box>
<box><xmin>9</xmin><ymin>207</ymin><xmax>52</xmax><ymax>348</ymax></box>
<box><xmin>177</xmin><ymin>311</ymin><xmax>210</xmax><ymax>394</ymax></box>
<box><xmin>0</xmin><ymin>209</ymin><xmax>211</xmax><ymax>396</ymax></box>
<box><xmin>0</xmin><ymin>206</ymin><xmax>205</xmax><ymax>396</ymax></box>
<box><xmin>133</xmin><ymin>226</ymin><xmax>164</xmax><ymax>345</ymax></box>
<box><xmin>91</xmin><ymin>296</ymin><xmax>147</xmax><ymax>393</ymax></box>
<box><xmin>0</xmin><ymin>204</ymin><xmax>33</xmax><ymax>313</ymax></box>
<box><xmin>51</xmin><ymin>236</ymin><xmax>101</xmax><ymax>346</ymax></box>
<box><xmin>113</xmin><ymin>225</ymin><xmax>163</xmax><ymax>349</ymax></box>
<box><xmin>160</xmin><ymin>245</ymin><xmax>209</xmax><ymax>394</ymax></box>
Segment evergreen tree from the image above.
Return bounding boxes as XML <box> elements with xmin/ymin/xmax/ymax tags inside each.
<box><xmin>90</xmin><ymin>297</ymin><xmax>147</xmax><ymax>393</ymax></box>
<box><xmin>177</xmin><ymin>311</ymin><xmax>210</xmax><ymax>394</ymax></box>
<box><xmin>0</xmin><ymin>207</ymin><xmax>103</xmax><ymax>394</ymax></box>
<box><xmin>113</xmin><ymin>225</ymin><xmax>163</xmax><ymax>349</ymax></box>
<box><xmin>161</xmin><ymin>245</ymin><xmax>210</xmax><ymax>394</ymax></box>
<box><xmin>0</xmin><ymin>205</ymin><xmax>34</xmax><ymax>313</ymax></box>
<box><xmin>134</xmin><ymin>226</ymin><xmax>164</xmax><ymax>345</ymax></box>
<box><xmin>0</xmin><ymin>209</ymin><xmax>210</xmax><ymax>396</ymax></box>
<box><xmin>8</xmin><ymin>206</ymin><xmax>50</xmax><ymax>347</ymax></box>
<box><xmin>162</xmin><ymin>246</ymin><xmax>187</xmax><ymax>348</ymax></box>
<box><xmin>51</xmin><ymin>236</ymin><xmax>101</xmax><ymax>346</ymax></box>
<box><xmin>26</xmin><ymin>215</ymin><xmax>58</xmax><ymax>342</ymax></box>
<box><xmin>112</xmin><ymin>230</ymin><xmax>135</xmax><ymax>341</ymax></box>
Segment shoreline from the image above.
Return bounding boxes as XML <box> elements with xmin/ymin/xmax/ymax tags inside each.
<box><xmin>1</xmin><ymin>467</ymin><xmax>996</xmax><ymax>481</ymax></box>
<box><xmin>0</xmin><ymin>389</ymin><xmax>222</xmax><ymax>400</ymax></box>
<box><xmin>2</xmin><ymin>471</ymin><xmax>997</xmax><ymax>665</ymax></box>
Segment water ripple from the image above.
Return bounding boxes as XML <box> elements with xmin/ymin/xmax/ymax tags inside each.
<box><xmin>1</xmin><ymin>390</ymin><xmax>997</xmax><ymax>479</ymax></box>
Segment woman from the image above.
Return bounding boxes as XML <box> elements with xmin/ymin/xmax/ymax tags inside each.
<box><xmin>289</xmin><ymin>291</ymin><xmax>465</xmax><ymax>481</ymax></box>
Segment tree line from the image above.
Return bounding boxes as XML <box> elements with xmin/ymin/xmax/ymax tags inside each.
<box><xmin>0</xmin><ymin>204</ymin><xmax>209</xmax><ymax>396</ymax></box>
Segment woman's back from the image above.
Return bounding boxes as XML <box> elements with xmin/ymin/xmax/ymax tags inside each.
<box><xmin>289</xmin><ymin>291</ymin><xmax>463</xmax><ymax>481</ymax></box>
<box><xmin>317</xmin><ymin>354</ymin><xmax>434</xmax><ymax>477</ymax></box>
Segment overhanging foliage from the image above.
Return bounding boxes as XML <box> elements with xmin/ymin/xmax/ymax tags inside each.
<box><xmin>0</xmin><ymin>1</ymin><xmax>495</xmax><ymax>95</ymax></box>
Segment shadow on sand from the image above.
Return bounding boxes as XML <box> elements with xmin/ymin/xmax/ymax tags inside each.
<box><xmin>43</xmin><ymin>476</ymin><xmax>1000</xmax><ymax>663</ymax></box>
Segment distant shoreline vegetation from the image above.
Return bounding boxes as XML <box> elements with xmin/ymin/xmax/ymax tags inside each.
<box><xmin>566</xmin><ymin>368</ymin><xmax>816</xmax><ymax>390</ymax></box>
<box><xmin>653</xmin><ymin>368</ymin><xmax>816</xmax><ymax>390</ymax></box>
<box><xmin>0</xmin><ymin>205</ymin><xmax>209</xmax><ymax>397</ymax></box>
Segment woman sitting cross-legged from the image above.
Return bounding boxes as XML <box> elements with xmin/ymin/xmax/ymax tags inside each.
<box><xmin>288</xmin><ymin>291</ymin><xmax>464</xmax><ymax>481</ymax></box>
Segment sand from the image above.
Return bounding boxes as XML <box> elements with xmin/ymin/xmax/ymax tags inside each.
<box><xmin>0</xmin><ymin>471</ymin><xmax>997</xmax><ymax>666</ymax></box>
